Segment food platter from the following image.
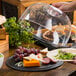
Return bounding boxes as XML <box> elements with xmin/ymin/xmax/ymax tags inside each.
<box><xmin>6</xmin><ymin>47</ymin><xmax>76</xmax><ymax>72</ymax></box>
<box><xmin>47</xmin><ymin>48</ymin><xmax>76</xmax><ymax>61</ymax></box>
<box><xmin>6</xmin><ymin>56</ymin><xmax>63</xmax><ymax>72</ymax></box>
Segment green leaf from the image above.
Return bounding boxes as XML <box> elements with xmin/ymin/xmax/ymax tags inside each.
<box><xmin>3</xmin><ymin>17</ymin><xmax>35</xmax><ymax>47</ymax></box>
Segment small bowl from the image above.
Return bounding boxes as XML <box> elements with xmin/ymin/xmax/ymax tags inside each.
<box><xmin>0</xmin><ymin>53</ymin><xmax>4</xmax><ymax>68</ymax></box>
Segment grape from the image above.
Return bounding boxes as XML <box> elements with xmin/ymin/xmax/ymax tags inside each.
<box><xmin>14</xmin><ymin>47</ymin><xmax>41</xmax><ymax>62</ymax></box>
<box><xmin>24</xmin><ymin>53</ymin><xmax>28</xmax><ymax>56</ymax></box>
<box><xmin>23</xmin><ymin>47</ymin><xmax>26</xmax><ymax>51</ymax></box>
<box><xmin>16</xmin><ymin>49</ymin><xmax>22</xmax><ymax>54</ymax></box>
<box><xmin>23</xmin><ymin>48</ymin><xmax>28</xmax><ymax>53</ymax></box>
<box><xmin>35</xmin><ymin>52</ymin><xmax>38</xmax><ymax>55</ymax></box>
<box><xmin>15</xmin><ymin>53</ymin><xmax>20</xmax><ymax>57</ymax></box>
<box><xmin>35</xmin><ymin>50</ymin><xmax>38</xmax><ymax>55</ymax></box>
<box><xmin>19</xmin><ymin>54</ymin><xmax>23</xmax><ymax>59</ymax></box>
<box><xmin>20</xmin><ymin>54</ymin><xmax>24</xmax><ymax>57</ymax></box>
<box><xmin>31</xmin><ymin>49</ymin><xmax>35</xmax><ymax>54</ymax></box>
<box><xmin>18</xmin><ymin>46</ymin><xmax>23</xmax><ymax>50</ymax></box>
<box><xmin>13</xmin><ymin>55</ymin><xmax>17</xmax><ymax>58</ymax></box>
<box><xmin>23</xmin><ymin>50</ymin><xmax>27</xmax><ymax>53</ymax></box>
<box><xmin>37</xmin><ymin>50</ymin><xmax>40</xmax><ymax>53</ymax></box>
<box><xmin>32</xmin><ymin>48</ymin><xmax>35</xmax><ymax>50</ymax></box>
<box><xmin>15</xmin><ymin>57</ymin><xmax>20</xmax><ymax>62</ymax></box>
<box><xmin>19</xmin><ymin>54</ymin><xmax>23</xmax><ymax>60</ymax></box>
<box><xmin>27</xmin><ymin>49</ymin><xmax>31</xmax><ymax>54</ymax></box>
<box><xmin>15</xmin><ymin>54</ymin><xmax>24</xmax><ymax>61</ymax></box>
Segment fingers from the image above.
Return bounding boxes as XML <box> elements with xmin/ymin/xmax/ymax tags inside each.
<box><xmin>52</xmin><ymin>3</ymin><xmax>62</xmax><ymax>8</ymax></box>
<box><xmin>69</xmin><ymin>56</ymin><xmax>76</xmax><ymax>65</ymax></box>
<box><xmin>52</xmin><ymin>2</ymin><xmax>68</xmax><ymax>8</ymax></box>
<box><xmin>69</xmin><ymin>60</ymin><xmax>76</xmax><ymax>65</ymax></box>
<box><xmin>52</xmin><ymin>2</ymin><xmax>71</xmax><ymax>12</ymax></box>
<box><xmin>59</xmin><ymin>4</ymin><xmax>73</xmax><ymax>12</ymax></box>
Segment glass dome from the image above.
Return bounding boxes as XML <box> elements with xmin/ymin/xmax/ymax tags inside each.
<box><xmin>19</xmin><ymin>3</ymin><xmax>71</xmax><ymax>48</ymax></box>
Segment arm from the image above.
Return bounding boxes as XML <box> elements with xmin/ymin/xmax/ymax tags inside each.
<box><xmin>52</xmin><ymin>1</ymin><xmax>76</xmax><ymax>12</ymax></box>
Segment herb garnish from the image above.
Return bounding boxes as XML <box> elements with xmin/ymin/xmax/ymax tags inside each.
<box><xmin>55</xmin><ymin>50</ymin><xmax>76</xmax><ymax>60</ymax></box>
<box><xmin>0</xmin><ymin>54</ymin><xmax>3</xmax><ymax>57</ymax></box>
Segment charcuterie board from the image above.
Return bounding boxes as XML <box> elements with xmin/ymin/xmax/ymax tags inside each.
<box><xmin>6</xmin><ymin>56</ymin><xmax>63</xmax><ymax>72</ymax></box>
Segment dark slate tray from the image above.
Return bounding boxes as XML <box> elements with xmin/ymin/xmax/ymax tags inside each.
<box><xmin>33</xmin><ymin>35</ymin><xmax>76</xmax><ymax>50</ymax></box>
<box><xmin>6</xmin><ymin>56</ymin><xmax>63</xmax><ymax>72</ymax></box>
<box><xmin>33</xmin><ymin>35</ymin><xmax>70</xmax><ymax>50</ymax></box>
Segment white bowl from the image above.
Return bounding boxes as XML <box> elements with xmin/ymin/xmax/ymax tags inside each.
<box><xmin>0</xmin><ymin>53</ymin><xmax>4</xmax><ymax>68</ymax></box>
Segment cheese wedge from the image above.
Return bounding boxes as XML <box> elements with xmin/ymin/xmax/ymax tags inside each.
<box><xmin>23</xmin><ymin>59</ymin><xmax>40</xmax><ymax>67</ymax></box>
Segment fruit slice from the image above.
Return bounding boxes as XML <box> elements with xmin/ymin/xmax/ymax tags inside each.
<box><xmin>23</xmin><ymin>59</ymin><xmax>40</xmax><ymax>67</ymax></box>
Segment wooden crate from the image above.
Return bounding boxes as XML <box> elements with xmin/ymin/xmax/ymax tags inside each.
<box><xmin>0</xmin><ymin>27</ymin><xmax>6</xmax><ymax>40</ymax></box>
<box><xmin>0</xmin><ymin>35</ymin><xmax>9</xmax><ymax>53</ymax></box>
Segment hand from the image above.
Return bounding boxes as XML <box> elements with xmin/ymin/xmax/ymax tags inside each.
<box><xmin>52</xmin><ymin>2</ymin><xmax>75</xmax><ymax>12</ymax></box>
<box><xmin>69</xmin><ymin>57</ymin><xmax>76</xmax><ymax>65</ymax></box>
<box><xmin>69</xmin><ymin>60</ymin><xmax>76</xmax><ymax>65</ymax></box>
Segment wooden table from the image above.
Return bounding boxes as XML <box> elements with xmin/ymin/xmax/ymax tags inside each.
<box><xmin>0</xmin><ymin>47</ymin><xmax>76</xmax><ymax>76</ymax></box>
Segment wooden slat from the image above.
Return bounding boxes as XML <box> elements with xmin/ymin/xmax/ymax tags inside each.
<box><xmin>20</xmin><ymin>0</ymin><xmax>72</xmax><ymax>2</ymax></box>
<box><xmin>0</xmin><ymin>35</ymin><xmax>9</xmax><ymax>53</ymax></box>
<box><xmin>21</xmin><ymin>0</ymin><xmax>72</xmax><ymax>7</ymax></box>
<box><xmin>2</xmin><ymin>0</ymin><xmax>20</xmax><ymax>6</ymax></box>
<box><xmin>0</xmin><ymin>44</ymin><xmax>9</xmax><ymax>53</ymax></box>
<box><xmin>73</xmin><ymin>11</ymin><xmax>76</xmax><ymax>25</ymax></box>
<box><xmin>18</xmin><ymin>3</ymin><xmax>25</xmax><ymax>18</ymax></box>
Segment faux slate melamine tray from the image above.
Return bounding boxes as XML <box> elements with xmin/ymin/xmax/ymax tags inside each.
<box><xmin>6</xmin><ymin>56</ymin><xmax>63</xmax><ymax>72</ymax></box>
